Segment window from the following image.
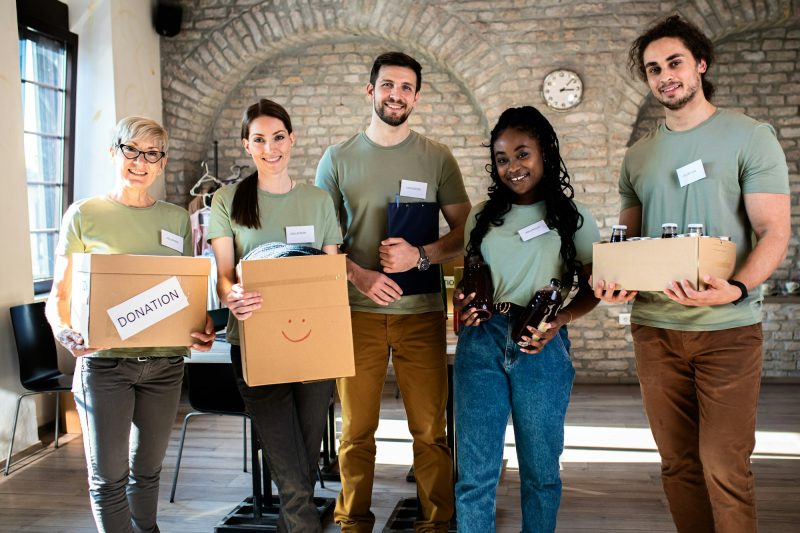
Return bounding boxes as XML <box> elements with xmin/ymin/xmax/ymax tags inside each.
<box><xmin>18</xmin><ymin>0</ymin><xmax>77</xmax><ymax>293</ymax></box>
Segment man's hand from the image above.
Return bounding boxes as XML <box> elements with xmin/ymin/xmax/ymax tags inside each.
<box><xmin>664</xmin><ymin>275</ymin><xmax>742</xmax><ymax>306</ymax></box>
<box><xmin>190</xmin><ymin>314</ymin><xmax>216</xmax><ymax>352</ymax></box>
<box><xmin>379</xmin><ymin>237</ymin><xmax>419</xmax><ymax>273</ymax></box>
<box><xmin>592</xmin><ymin>279</ymin><xmax>638</xmax><ymax>304</ymax></box>
<box><xmin>350</xmin><ymin>266</ymin><xmax>403</xmax><ymax>305</ymax></box>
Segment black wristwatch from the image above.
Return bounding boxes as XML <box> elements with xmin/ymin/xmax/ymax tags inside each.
<box><xmin>728</xmin><ymin>279</ymin><xmax>748</xmax><ymax>305</ymax></box>
<box><xmin>416</xmin><ymin>245</ymin><xmax>430</xmax><ymax>271</ymax></box>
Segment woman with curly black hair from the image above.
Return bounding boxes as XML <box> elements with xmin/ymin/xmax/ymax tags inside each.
<box><xmin>453</xmin><ymin>106</ymin><xmax>600</xmax><ymax>533</ymax></box>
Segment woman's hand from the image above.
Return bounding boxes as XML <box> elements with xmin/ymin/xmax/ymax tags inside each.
<box><xmin>517</xmin><ymin>310</ymin><xmax>570</xmax><ymax>354</ymax></box>
<box><xmin>54</xmin><ymin>327</ymin><xmax>97</xmax><ymax>358</ymax></box>
<box><xmin>190</xmin><ymin>314</ymin><xmax>216</xmax><ymax>352</ymax></box>
<box><xmin>454</xmin><ymin>288</ymin><xmax>482</xmax><ymax>327</ymax></box>
<box><xmin>592</xmin><ymin>278</ymin><xmax>638</xmax><ymax>304</ymax></box>
<box><xmin>518</xmin><ymin>324</ymin><xmax>556</xmax><ymax>354</ymax></box>
<box><xmin>225</xmin><ymin>283</ymin><xmax>262</xmax><ymax>320</ymax></box>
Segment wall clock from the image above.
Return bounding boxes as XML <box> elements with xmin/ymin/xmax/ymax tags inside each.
<box><xmin>543</xmin><ymin>69</ymin><xmax>583</xmax><ymax>111</ymax></box>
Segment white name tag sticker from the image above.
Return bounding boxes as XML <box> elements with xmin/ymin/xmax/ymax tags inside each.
<box><xmin>518</xmin><ymin>220</ymin><xmax>550</xmax><ymax>241</ymax></box>
<box><xmin>286</xmin><ymin>225</ymin><xmax>315</xmax><ymax>244</ymax></box>
<box><xmin>106</xmin><ymin>276</ymin><xmax>189</xmax><ymax>341</ymax></box>
<box><xmin>676</xmin><ymin>159</ymin><xmax>707</xmax><ymax>187</ymax></box>
<box><xmin>160</xmin><ymin>229</ymin><xmax>184</xmax><ymax>253</ymax></box>
<box><xmin>400</xmin><ymin>179</ymin><xmax>428</xmax><ymax>199</ymax></box>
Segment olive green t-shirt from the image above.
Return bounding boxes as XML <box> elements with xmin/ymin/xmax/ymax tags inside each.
<box><xmin>56</xmin><ymin>195</ymin><xmax>192</xmax><ymax>358</ymax></box>
<box><xmin>206</xmin><ymin>182</ymin><xmax>342</xmax><ymax>345</ymax></box>
<box><xmin>465</xmin><ymin>201</ymin><xmax>600</xmax><ymax>306</ymax></box>
<box><xmin>619</xmin><ymin>109</ymin><xmax>789</xmax><ymax>330</ymax></box>
<box><xmin>315</xmin><ymin>131</ymin><xmax>469</xmax><ymax>314</ymax></box>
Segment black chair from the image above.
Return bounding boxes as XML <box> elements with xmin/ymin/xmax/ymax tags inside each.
<box><xmin>5</xmin><ymin>302</ymin><xmax>72</xmax><ymax>476</ymax></box>
<box><xmin>169</xmin><ymin>358</ymin><xmax>251</xmax><ymax>502</ymax></box>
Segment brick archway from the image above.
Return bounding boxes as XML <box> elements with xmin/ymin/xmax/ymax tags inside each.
<box><xmin>162</xmin><ymin>0</ymin><xmax>507</xmax><ymax>200</ymax></box>
<box><xmin>612</xmin><ymin>0</ymin><xmax>800</xmax><ymax>148</ymax></box>
<box><xmin>676</xmin><ymin>0</ymin><xmax>800</xmax><ymax>42</ymax></box>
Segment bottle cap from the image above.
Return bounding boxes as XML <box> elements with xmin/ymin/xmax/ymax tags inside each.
<box><xmin>687</xmin><ymin>223</ymin><xmax>704</xmax><ymax>228</ymax></box>
<box><xmin>611</xmin><ymin>224</ymin><xmax>627</xmax><ymax>230</ymax></box>
<box><xmin>661</xmin><ymin>223</ymin><xmax>678</xmax><ymax>228</ymax></box>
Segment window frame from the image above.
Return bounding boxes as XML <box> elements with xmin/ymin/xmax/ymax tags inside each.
<box><xmin>17</xmin><ymin>0</ymin><xmax>78</xmax><ymax>294</ymax></box>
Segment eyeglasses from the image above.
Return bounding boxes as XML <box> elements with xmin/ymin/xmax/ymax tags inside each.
<box><xmin>117</xmin><ymin>143</ymin><xmax>166</xmax><ymax>163</ymax></box>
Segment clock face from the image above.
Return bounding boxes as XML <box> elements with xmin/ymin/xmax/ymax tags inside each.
<box><xmin>543</xmin><ymin>70</ymin><xmax>583</xmax><ymax>110</ymax></box>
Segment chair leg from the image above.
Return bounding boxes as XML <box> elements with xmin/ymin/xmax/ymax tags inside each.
<box><xmin>169</xmin><ymin>412</ymin><xmax>200</xmax><ymax>503</ymax></box>
<box><xmin>317</xmin><ymin>463</ymin><xmax>325</xmax><ymax>489</ymax></box>
<box><xmin>54</xmin><ymin>392</ymin><xmax>61</xmax><ymax>449</ymax></box>
<box><xmin>4</xmin><ymin>395</ymin><xmax>25</xmax><ymax>476</ymax></box>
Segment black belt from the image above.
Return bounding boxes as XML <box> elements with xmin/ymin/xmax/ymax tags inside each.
<box><xmin>493</xmin><ymin>302</ymin><xmax>524</xmax><ymax>315</ymax></box>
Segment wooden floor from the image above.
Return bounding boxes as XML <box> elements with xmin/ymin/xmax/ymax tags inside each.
<box><xmin>1</xmin><ymin>383</ymin><xmax>798</xmax><ymax>532</ymax></box>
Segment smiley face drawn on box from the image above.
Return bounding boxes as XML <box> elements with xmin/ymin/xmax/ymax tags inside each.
<box><xmin>281</xmin><ymin>316</ymin><xmax>312</xmax><ymax>343</ymax></box>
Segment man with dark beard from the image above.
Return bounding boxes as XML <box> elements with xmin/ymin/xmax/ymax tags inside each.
<box><xmin>595</xmin><ymin>15</ymin><xmax>790</xmax><ymax>533</ymax></box>
<box><xmin>315</xmin><ymin>51</ymin><xmax>470</xmax><ymax>532</ymax></box>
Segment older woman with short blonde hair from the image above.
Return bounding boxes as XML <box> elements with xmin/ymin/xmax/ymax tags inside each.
<box><xmin>46</xmin><ymin>116</ymin><xmax>214</xmax><ymax>533</ymax></box>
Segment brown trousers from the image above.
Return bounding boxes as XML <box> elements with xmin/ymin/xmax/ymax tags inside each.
<box><xmin>632</xmin><ymin>323</ymin><xmax>764</xmax><ymax>533</ymax></box>
<box><xmin>335</xmin><ymin>311</ymin><xmax>453</xmax><ymax>533</ymax></box>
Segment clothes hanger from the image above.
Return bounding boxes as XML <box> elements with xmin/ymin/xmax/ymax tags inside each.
<box><xmin>190</xmin><ymin>161</ymin><xmax>223</xmax><ymax>196</ymax></box>
<box><xmin>222</xmin><ymin>164</ymin><xmax>246</xmax><ymax>184</ymax></box>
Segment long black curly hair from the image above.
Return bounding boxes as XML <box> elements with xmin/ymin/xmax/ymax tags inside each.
<box><xmin>466</xmin><ymin>106</ymin><xmax>584</xmax><ymax>285</ymax></box>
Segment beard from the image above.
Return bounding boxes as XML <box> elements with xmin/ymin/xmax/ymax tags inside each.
<box><xmin>655</xmin><ymin>77</ymin><xmax>700</xmax><ymax>111</ymax></box>
<box><xmin>374</xmin><ymin>98</ymin><xmax>412</xmax><ymax>127</ymax></box>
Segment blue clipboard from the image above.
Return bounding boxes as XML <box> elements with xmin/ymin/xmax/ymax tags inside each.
<box><xmin>386</xmin><ymin>201</ymin><xmax>441</xmax><ymax>296</ymax></box>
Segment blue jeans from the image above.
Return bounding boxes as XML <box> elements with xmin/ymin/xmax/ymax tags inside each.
<box><xmin>73</xmin><ymin>355</ymin><xmax>184</xmax><ymax>533</ymax></box>
<box><xmin>454</xmin><ymin>313</ymin><xmax>574</xmax><ymax>533</ymax></box>
<box><xmin>231</xmin><ymin>345</ymin><xmax>334</xmax><ymax>533</ymax></box>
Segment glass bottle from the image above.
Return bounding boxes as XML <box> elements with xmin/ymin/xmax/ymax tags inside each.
<box><xmin>461</xmin><ymin>255</ymin><xmax>494</xmax><ymax>321</ymax></box>
<box><xmin>610</xmin><ymin>225</ymin><xmax>627</xmax><ymax>242</ymax></box>
<box><xmin>687</xmin><ymin>223</ymin><xmax>704</xmax><ymax>236</ymax></box>
<box><xmin>512</xmin><ymin>278</ymin><xmax>563</xmax><ymax>346</ymax></box>
<box><xmin>661</xmin><ymin>223</ymin><xmax>678</xmax><ymax>238</ymax></box>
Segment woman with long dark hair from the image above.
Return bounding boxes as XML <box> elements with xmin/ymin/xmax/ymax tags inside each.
<box><xmin>453</xmin><ymin>106</ymin><xmax>600</xmax><ymax>532</ymax></box>
<box><xmin>208</xmin><ymin>99</ymin><xmax>341</xmax><ymax>532</ymax></box>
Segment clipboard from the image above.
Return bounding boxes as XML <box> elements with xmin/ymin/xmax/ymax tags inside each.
<box><xmin>386</xmin><ymin>201</ymin><xmax>441</xmax><ymax>295</ymax></box>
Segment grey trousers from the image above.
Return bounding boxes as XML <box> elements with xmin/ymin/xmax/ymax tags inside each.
<box><xmin>73</xmin><ymin>355</ymin><xmax>184</xmax><ymax>533</ymax></box>
<box><xmin>231</xmin><ymin>345</ymin><xmax>334</xmax><ymax>533</ymax></box>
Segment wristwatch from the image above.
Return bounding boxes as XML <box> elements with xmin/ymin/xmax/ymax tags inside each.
<box><xmin>728</xmin><ymin>279</ymin><xmax>748</xmax><ymax>305</ymax></box>
<box><xmin>416</xmin><ymin>245</ymin><xmax>430</xmax><ymax>271</ymax></box>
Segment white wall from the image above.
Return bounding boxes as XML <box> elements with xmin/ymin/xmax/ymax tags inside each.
<box><xmin>69</xmin><ymin>0</ymin><xmax>165</xmax><ymax>201</ymax></box>
<box><xmin>0</xmin><ymin>0</ymin><xmax>39</xmax><ymax>465</ymax></box>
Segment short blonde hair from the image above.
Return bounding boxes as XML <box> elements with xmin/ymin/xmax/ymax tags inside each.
<box><xmin>111</xmin><ymin>116</ymin><xmax>169</xmax><ymax>152</ymax></box>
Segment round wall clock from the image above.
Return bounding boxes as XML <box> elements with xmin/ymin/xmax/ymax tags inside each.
<box><xmin>543</xmin><ymin>69</ymin><xmax>583</xmax><ymax>111</ymax></box>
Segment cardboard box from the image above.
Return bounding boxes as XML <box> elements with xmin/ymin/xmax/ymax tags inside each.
<box><xmin>71</xmin><ymin>254</ymin><xmax>210</xmax><ymax>348</ymax></box>
<box><xmin>237</xmin><ymin>254</ymin><xmax>355</xmax><ymax>386</ymax></box>
<box><xmin>592</xmin><ymin>237</ymin><xmax>736</xmax><ymax>292</ymax></box>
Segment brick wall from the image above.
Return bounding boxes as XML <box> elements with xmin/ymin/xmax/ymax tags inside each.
<box><xmin>161</xmin><ymin>0</ymin><xmax>800</xmax><ymax>380</ymax></box>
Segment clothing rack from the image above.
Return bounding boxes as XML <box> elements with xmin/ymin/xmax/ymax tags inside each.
<box><xmin>213</xmin><ymin>140</ymin><xmax>218</xmax><ymax>179</ymax></box>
